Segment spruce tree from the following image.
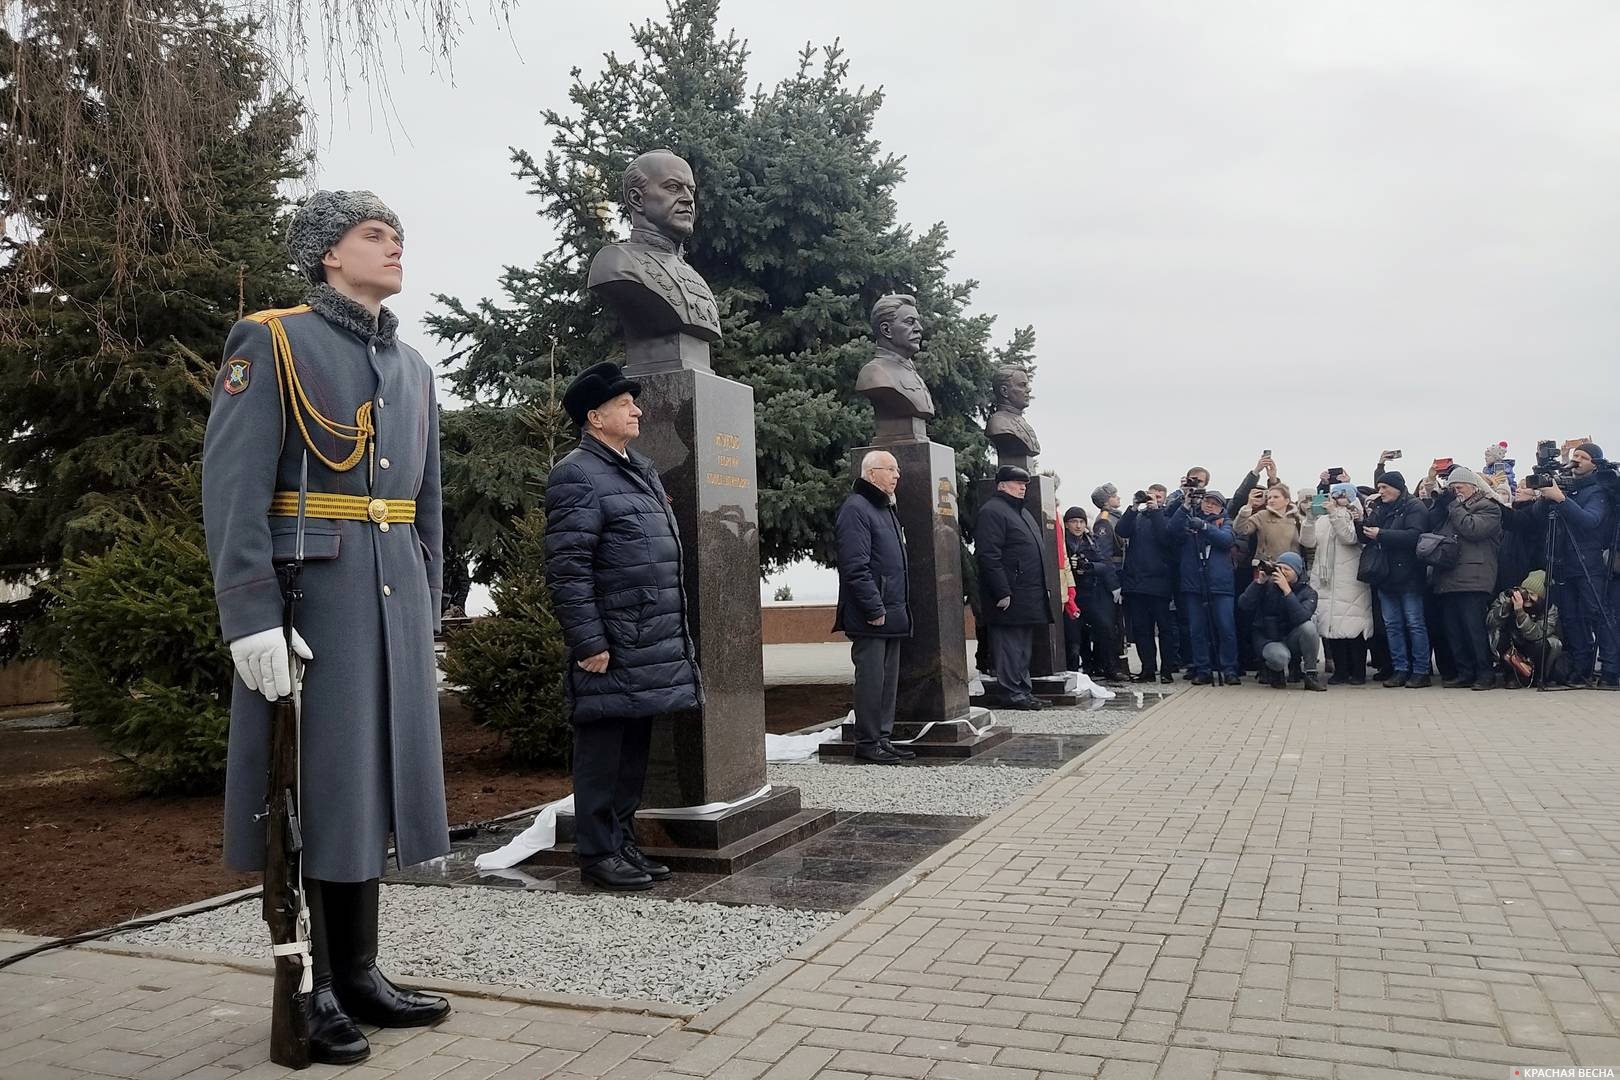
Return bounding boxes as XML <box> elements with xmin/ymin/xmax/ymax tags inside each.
<box><xmin>428</xmin><ymin>0</ymin><xmax>1033</xmax><ymax>571</ymax></box>
<box><xmin>0</xmin><ymin>2</ymin><xmax>307</xmax><ymax>654</ymax></box>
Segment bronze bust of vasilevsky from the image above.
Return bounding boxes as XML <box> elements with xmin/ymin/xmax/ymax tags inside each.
<box><xmin>856</xmin><ymin>293</ymin><xmax>936</xmax><ymax>444</ymax></box>
<box><xmin>588</xmin><ymin>149</ymin><xmax>720</xmax><ymax>372</ymax></box>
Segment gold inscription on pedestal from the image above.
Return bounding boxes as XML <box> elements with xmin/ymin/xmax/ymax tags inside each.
<box><xmin>706</xmin><ymin>432</ymin><xmax>750</xmax><ymax>488</ymax></box>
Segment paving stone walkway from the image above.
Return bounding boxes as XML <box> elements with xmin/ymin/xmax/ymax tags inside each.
<box><xmin>8</xmin><ymin>684</ymin><xmax>1620</xmax><ymax>1079</ymax></box>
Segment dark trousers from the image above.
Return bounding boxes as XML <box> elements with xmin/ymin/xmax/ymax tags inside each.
<box><xmin>1555</xmin><ymin>574</ymin><xmax>1619</xmax><ymax>681</ymax></box>
<box><xmin>1426</xmin><ymin>590</ymin><xmax>1454</xmax><ymax>680</ymax></box>
<box><xmin>1074</xmin><ymin>591</ymin><xmax>1120</xmax><ymax>675</ymax></box>
<box><xmin>991</xmin><ymin>623</ymin><xmax>1037</xmax><ymax>700</ymax></box>
<box><xmin>1369</xmin><ymin>599</ymin><xmax>1392</xmax><ymax>675</ymax></box>
<box><xmin>1325</xmin><ymin>636</ymin><xmax>1367</xmax><ymax>681</ymax></box>
<box><xmin>1441</xmin><ymin>591</ymin><xmax>1493</xmax><ymax>683</ymax></box>
<box><xmin>1063</xmin><ymin>612</ymin><xmax>1085</xmax><ymax>672</ymax></box>
<box><xmin>572</xmin><ymin>715</ymin><xmax>653</xmax><ymax>866</ymax></box>
<box><xmin>1127</xmin><ymin>593</ymin><xmax>1179</xmax><ymax>676</ymax></box>
<box><xmin>851</xmin><ymin>636</ymin><xmax>902</xmax><ymax>751</ymax></box>
<box><xmin>1181</xmin><ymin>591</ymin><xmax>1238</xmax><ymax>678</ymax></box>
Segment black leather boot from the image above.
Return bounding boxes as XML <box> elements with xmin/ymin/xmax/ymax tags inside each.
<box><xmin>305</xmin><ymin>881</ymin><xmax>370</xmax><ymax>1065</ymax></box>
<box><xmin>327</xmin><ymin>879</ymin><xmax>451</xmax><ymax>1028</ymax></box>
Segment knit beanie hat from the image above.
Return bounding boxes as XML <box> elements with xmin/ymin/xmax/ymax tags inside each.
<box><xmin>1520</xmin><ymin>569</ymin><xmax>1548</xmax><ymax>600</ymax></box>
<box><xmin>1276</xmin><ymin>551</ymin><xmax>1305</xmax><ymax>579</ymax></box>
<box><xmin>1378</xmin><ymin>471</ymin><xmax>1407</xmax><ymax>494</ymax></box>
<box><xmin>287</xmin><ymin>190</ymin><xmax>405</xmax><ymax>284</ymax></box>
<box><xmin>1064</xmin><ymin>506</ymin><xmax>1088</xmax><ymax>522</ymax></box>
<box><xmin>1446</xmin><ymin>466</ymin><xmax>1485</xmax><ymax>490</ymax></box>
<box><xmin>1484</xmin><ymin>441</ymin><xmax>1508</xmax><ymax>465</ymax></box>
<box><xmin>1577</xmin><ymin>442</ymin><xmax>1605</xmax><ymax>462</ymax></box>
<box><xmin>1090</xmin><ymin>483</ymin><xmax>1117</xmax><ymax>510</ymax></box>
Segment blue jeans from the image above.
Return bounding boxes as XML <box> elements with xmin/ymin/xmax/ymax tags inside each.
<box><xmin>1378</xmin><ymin>589</ymin><xmax>1431</xmax><ymax>676</ymax></box>
<box><xmin>1181</xmin><ymin>591</ymin><xmax>1238</xmax><ymax>677</ymax></box>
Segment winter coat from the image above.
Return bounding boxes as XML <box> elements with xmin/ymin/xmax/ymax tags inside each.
<box><xmin>833</xmin><ymin>478</ymin><xmax>912</xmax><ymax>639</ymax></box>
<box><xmin>1487</xmin><ymin>570</ymin><xmax>1561</xmax><ymax>653</ymax></box>
<box><xmin>204</xmin><ymin>288</ymin><xmax>448</xmax><ymax>879</ymax></box>
<box><xmin>1066</xmin><ymin>531</ymin><xmax>1120</xmax><ymax>603</ymax></box>
<box><xmin>1495</xmin><ymin>502</ymin><xmax>1544</xmax><ymax>592</ymax></box>
<box><xmin>1166</xmin><ymin>504</ymin><xmax>1237</xmax><ymax>596</ymax></box>
<box><xmin>1360</xmin><ymin>492</ymin><xmax>1430</xmax><ymax>593</ymax></box>
<box><xmin>1238</xmin><ymin>576</ymin><xmax>1320</xmax><ymax>643</ymax></box>
<box><xmin>543</xmin><ymin>433</ymin><xmax>702</xmax><ymax>725</ymax></box>
<box><xmin>1308</xmin><ymin>508</ymin><xmax>1373</xmax><ymax>639</ymax></box>
<box><xmin>1532</xmin><ymin>472</ymin><xmax>1615</xmax><ymax>580</ymax></box>
<box><xmin>1116</xmin><ymin>506</ymin><xmax>1177</xmax><ymax>598</ymax></box>
<box><xmin>976</xmin><ymin>491</ymin><xmax>1054</xmax><ymax>626</ymax></box>
<box><xmin>1428</xmin><ymin>488</ymin><xmax>1504</xmax><ymax>595</ymax></box>
<box><xmin>1233</xmin><ymin>505</ymin><xmax>1304</xmax><ymax>563</ymax></box>
<box><xmin>1091</xmin><ymin>511</ymin><xmax>1123</xmax><ymax>566</ymax></box>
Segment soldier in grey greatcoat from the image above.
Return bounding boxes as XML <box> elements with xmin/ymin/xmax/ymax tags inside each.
<box><xmin>202</xmin><ymin>190</ymin><xmax>450</xmax><ymax>1065</ymax></box>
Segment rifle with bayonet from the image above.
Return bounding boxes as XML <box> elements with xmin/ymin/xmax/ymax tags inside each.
<box><xmin>265</xmin><ymin>454</ymin><xmax>312</xmax><ymax>1068</ymax></box>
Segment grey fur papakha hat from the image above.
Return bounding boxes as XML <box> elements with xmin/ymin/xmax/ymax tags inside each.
<box><xmin>286</xmin><ymin>190</ymin><xmax>404</xmax><ymax>284</ymax></box>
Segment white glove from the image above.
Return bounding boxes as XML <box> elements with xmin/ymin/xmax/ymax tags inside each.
<box><xmin>1112</xmin><ymin>589</ymin><xmax>1123</xmax><ymax>604</ymax></box>
<box><xmin>229</xmin><ymin>627</ymin><xmax>314</xmax><ymax>703</ymax></box>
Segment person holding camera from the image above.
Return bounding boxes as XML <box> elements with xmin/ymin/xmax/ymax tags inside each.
<box><xmin>1238</xmin><ymin>552</ymin><xmax>1326</xmax><ymax>690</ymax></box>
<box><xmin>1426</xmin><ymin>467</ymin><xmax>1504</xmax><ymax>690</ymax></box>
<box><xmin>1308</xmin><ymin>483</ymin><xmax>1373</xmax><ymax>684</ymax></box>
<box><xmin>1357</xmin><ymin>471</ymin><xmax>1433</xmax><ymax>688</ymax></box>
<box><xmin>1528</xmin><ymin>442</ymin><xmax>1618</xmax><ymax>688</ymax></box>
<box><xmin>1062</xmin><ymin>507</ymin><xmax>1123</xmax><ymax>679</ymax></box>
<box><xmin>1487</xmin><ymin>570</ymin><xmax>1562</xmax><ymax>688</ymax></box>
<box><xmin>1235</xmin><ymin>481</ymin><xmax>1305</xmax><ymax>565</ymax></box>
<box><xmin>1117</xmin><ymin>485</ymin><xmax>1180</xmax><ymax>683</ymax></box>
<box><xmin>1167</xmin><ymin>487</ymin><xmax>1240</xmax><ymax>685</ymax></box>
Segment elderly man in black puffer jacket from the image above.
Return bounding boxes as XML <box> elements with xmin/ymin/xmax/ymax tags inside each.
<box><xmin>544</xmin><ymin>361</ymin><xmax>701</xmax><ymax>891</ymax></box>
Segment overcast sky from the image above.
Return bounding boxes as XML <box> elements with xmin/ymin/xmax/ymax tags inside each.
<box><xmin>310</xmin><ymin>1</ymin><xmax>1620</xmax><ymax>604</ymax></box>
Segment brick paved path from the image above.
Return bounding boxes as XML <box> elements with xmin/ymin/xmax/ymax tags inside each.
<box><xmin>7</xmin><ymin>685</ymin><xmax>1620</xmax><ymax>1078</ymax></box>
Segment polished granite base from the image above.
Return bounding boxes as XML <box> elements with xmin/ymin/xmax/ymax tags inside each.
<box><xmin>816</xmin><ymin>721</ymin><xmax>1015</xmax><ymax>760</ymax></box>
<box><xmin>386</xmin><ymin>811</ymin><xmax>977</xmax><ymax>912</ymax></box>
<box><xmin>527</xmin><ymin>786</ymin><xmax>836</xmax><ymax>875</ymax></box>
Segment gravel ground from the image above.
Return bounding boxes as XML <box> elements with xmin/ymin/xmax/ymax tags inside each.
<box><xmin>117</xmin><ymin>885</ymin><xmax>840</xmax><ymax>1007</ymax></box>
<box><xmin>985</xmin><ymin>697</ymin><xmax>1161</xmax><ymax>735</ymax></box>
<box><xmin>767</xmin><ymin>761</ymin><xmax>1050</xmax><ymax>815</ymax></box>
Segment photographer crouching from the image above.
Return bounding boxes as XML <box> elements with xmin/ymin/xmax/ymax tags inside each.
<box><xmin>1527</xmin><ymin>440</ymin><xmax>1619</xmax><ymax>689</ymax></box>
<box><xmin>1238</xmin><ymin>552</ymin><xmax>1326</xmax><ymax>691</ymax></box>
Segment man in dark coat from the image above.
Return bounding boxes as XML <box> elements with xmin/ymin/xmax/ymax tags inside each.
<box><xmin>833</xmin><ymin>450</ymin><xmax>914</xmax><ymax>764</ymax></box>
<box><xmin>975</xmin><ymin>465</ymin><xmax>1053</xmax><ymax>709</ymax></box>
<box><xmin>1358</xmin><ymin>471</ymin><xmax>1434</xmax><ymax>688</ymax></box>
<box><xmin>1167</xmin><ymin>490</ymin><xmax>1240</xmax><ymax>685</ymax></box>
<box><xmin>1529</xmin><ymin>443</ymin><xmax>1618</xmax><ymax>687</ymax></box>
<box><xmin>1238</xmin><ymin>552</ymin><xmax>1325</xmax><ymax>691</ymax></box>
<box><xmin>203</xmin><ymin>191</ymin><xmax>450</xmax><ymax>1065</ymax></box>
<box><xmin>544</xmin><ymin>362</ymin><xmax>702</xmax><ymax>890</ymax></box>
<box><xmin>1428</xmin><ymin>468</ymin><xmax>1504</xmax><ymax>690</ymax></box>
<box><xmin>1117</xmin><ymin>486</ymin><xmax>1180</xmax><ymax>683</ymax></box>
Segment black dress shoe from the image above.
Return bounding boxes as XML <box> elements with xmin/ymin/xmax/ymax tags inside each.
<box><xmin>880</xmin><ymin>738</ymin><xmax>917</xmax><ymax>760</ymax></box>
<box><xmin>1471</xmin><ymin>678</ymin><xmax>1494</xmax><ymax>691</ymax></box>
<box><xmin>1382</xmin><ymin>672</ymin><xmax>1408</xmax><ymax>688</ymax></box>
<box><xmin>1225</xmin><ymin>674</ymin><xmax>1242</xmax><ymax>686</ymax></box>
<box><xmin>1406</xmin><ymin>674</ymin><xmax>1432</xmax><ymax>688</ymax></box>
<box><xmin>1008</xmin><ymin>696</ymin><xmax>1047</xmax><ymax>710</ymax></box>
<box><xmin>1442</xmin><ymin>677</ymin><xmax>1470</xmax><ymax>689</ymax></box>
<box><xmin>854</xmin><ymin>746</ymin><xmax>906</xmax><ymax>765</ymax></box>
<box><xmin>1132</xmin><ymin>672</ymin><xmax>1157</xmax><ymax>684</ymax></box>
<box><xmin>621</xmin><ymin>840</ymin><xmax>671</xmax><ymax>881</ymax></box>
<box><xmin>1190</xmin><ymin>673</ymin><xmax>1213</xmax><ymax>686</ymax></box>
<box><xmin>309</xmin><ymin>980</ymin><xmax>370</xmax><ymax>1065</ymax></box>
<box><xmin>327</xmin><ymin>880</ymin><xmax>452</xmax><ymax>1029</ymax></box>
<box><xmin>1160</xmin><ymin>672</ymin><xmax>1175</xmax><ymax>684</ymax></box>
<box><xmin>581</xmin><ymin>855</ymin><xmax>655</xmax><ymax>890</ymax></box>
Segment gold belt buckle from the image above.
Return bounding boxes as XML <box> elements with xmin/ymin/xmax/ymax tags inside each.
<box><xmin>367</xmin><ymin>498</ymin><xmax>390</xmax><ymax>525</ymax></box>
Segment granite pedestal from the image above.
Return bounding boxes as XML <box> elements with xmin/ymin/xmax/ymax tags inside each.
<box><xmin>819</xmin><ymin>438</ymin><xmax>1010</xmax><ymax>761</ymax></box>
<box><xmin>543</xmin><ymin>365</ymin><xmax>832</xmax><ymax>870</ymax></box>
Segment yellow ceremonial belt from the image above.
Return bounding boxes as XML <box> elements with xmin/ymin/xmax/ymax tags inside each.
<box><xmin>269</xmin><ymin>492</ymin><xmax>416</xmax><ymax>527</ymax></box>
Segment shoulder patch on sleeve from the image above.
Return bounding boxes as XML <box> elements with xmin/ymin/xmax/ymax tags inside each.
<box><xmin>223</xmin><ymin>356</ymin><xmax>252</xmax><ymax>395</ymax></box>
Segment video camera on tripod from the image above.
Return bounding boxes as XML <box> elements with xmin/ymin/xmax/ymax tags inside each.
<box><xmin>1526</xmin><ymin>440</ymin><xmax>1576</xmax><ymax>492</ymax></box>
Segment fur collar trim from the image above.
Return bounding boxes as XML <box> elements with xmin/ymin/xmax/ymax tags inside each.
<box><xmin>854</xmin><ymin>476</ymin><xmax>894</xmax><ymax>507</ymax></box>
<box><xmin>307</xmin><ymin>283</ymin><xmax>399</xmax><ymax>345</ymax></box>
